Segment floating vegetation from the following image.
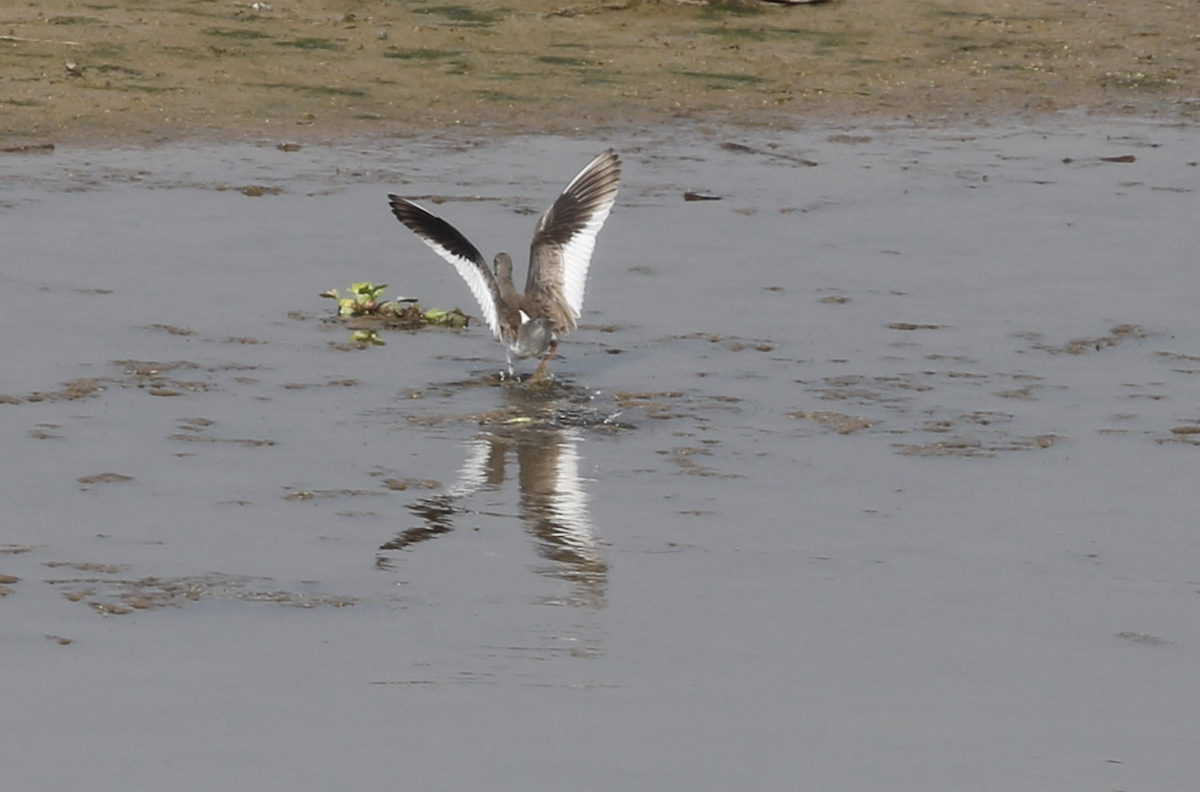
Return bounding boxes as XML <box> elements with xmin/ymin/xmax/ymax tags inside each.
<box><xmin>322</xmin><ymin>282</ymin><xmax>396</xmax><ymax>317</ymax></box>
<box><xmin>419</xmin><ymin>307</ymin><xmax>469</xmax><ymax>328</ymax></box>
<box><xmin>320</xmin><ymin>282</ymin><xmax>469</xmax><ymax>339</ymax></box>
<box><xmin>352</xmin><ymin>329</ymin><xmax>386</xmax><ymax>347</ymax></box>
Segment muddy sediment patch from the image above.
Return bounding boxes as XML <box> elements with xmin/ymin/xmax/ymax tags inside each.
<box><xmin>2</xmin><ymin>0</ymin><xmax>1199</xmax><ymax>145</ymax></box>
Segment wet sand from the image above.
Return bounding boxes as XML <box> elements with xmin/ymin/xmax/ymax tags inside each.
<box><xmin>3</xmin><ymin>0</ymin><xmax>1199</xmax><ymax>145</ymax></box>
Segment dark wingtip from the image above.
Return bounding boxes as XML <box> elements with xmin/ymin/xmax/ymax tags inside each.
<box><xmin>387</xmin><ymin>193</ymin><xmax>488</xmax><ymax>268</ymax></box>
<box><xmin>534</xmin><ymin>150</ymin><xmax>621</xmax><ymax>247</ymax></box>
<box><xmin>388</xmin><ymin>194</ymin><xmax>432</xmax><ymax>230</ymax></box>
<box><xmin>387</xmin><ymin>194</ymin><xmax>417</xmax><ymax>224</ymax></box>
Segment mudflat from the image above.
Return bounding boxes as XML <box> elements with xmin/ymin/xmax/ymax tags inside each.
<box><xmin>2</xmin><ymin>0</ymin><xmax>1198</xmax><ymax>145</ymax></box>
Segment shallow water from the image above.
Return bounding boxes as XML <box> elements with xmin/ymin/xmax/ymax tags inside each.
<box><xmin>2</xmin><ymin>120</ymin><xmax>1199</xmax><ymax>790</ymax></box>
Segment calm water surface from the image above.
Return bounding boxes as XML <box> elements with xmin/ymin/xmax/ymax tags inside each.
<box><xmin>2</xmin><ymin>119</ymin><xmax>1199</xmax><ymax>791</ymax></box>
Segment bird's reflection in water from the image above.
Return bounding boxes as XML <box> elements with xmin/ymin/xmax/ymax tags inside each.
<box><xmin>380</xmin><ymin>422</ymin><xmax>608</xmax><ymax>610</ymax></box>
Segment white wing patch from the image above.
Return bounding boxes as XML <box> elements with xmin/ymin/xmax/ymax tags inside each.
<box><xmin>558</xmin><ymin>192</ymin><xmax>616</xmax><ymax>320</ymax></box>
<box><xmin>543</xmin><ymin>150</ymin><xmax>620</xmax><ymax>320</ymax></box>
<box><xmin>409</xmin><ymin>232</ymin><xmax>502</xmax><ymax>340</ymax></box>
<box><xmin>389</xmin><ymin>197</ymin><xmax>503</xmax><ymax>340</ymax></box>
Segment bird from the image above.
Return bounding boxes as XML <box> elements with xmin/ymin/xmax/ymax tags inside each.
<box><xmin>388</xmin><ymin>150</ymin><xmax>621</xmax><ymax>378</ymax></box>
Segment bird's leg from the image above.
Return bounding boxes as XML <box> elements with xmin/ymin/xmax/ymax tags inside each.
<box><xmin>531</xmin><ymin>339</ymin><xmax>558</xmax><ymax>380</ymax></box>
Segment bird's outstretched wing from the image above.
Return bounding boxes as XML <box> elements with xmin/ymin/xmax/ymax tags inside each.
<box><xmin>527</xmin><ymin>150</ymin><xmax>621</xmax><ymax>331</ymax></box>
<box><xmin>388</xmin><ymin>195</ymin><xmax>503</xmax><ymax>340</ymax></box>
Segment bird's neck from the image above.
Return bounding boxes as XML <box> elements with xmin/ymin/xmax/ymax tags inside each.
<box><xmin>494</xmin><ymin>254</ymin><xmax>521</xmax><ymax>306</ymax></box>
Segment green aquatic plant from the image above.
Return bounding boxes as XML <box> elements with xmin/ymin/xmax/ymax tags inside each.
<box><xmin>321</xmin><ymin>281</ymin><xmax>391</xmax><ymax>316</ymax></box>
<box><xmin>321</xmin><ymin>282</ymin><xmax>469</xmax><ymax>330</ymax></box>
<box><xmin>420</xmin><ymin>307</ymin><xmax>468</xmax><ymax>329</ymax></box>
<box><xmin>351</xmin><ymin>329</ymin><xmax>386</xmax><ymax>346</ymax></box>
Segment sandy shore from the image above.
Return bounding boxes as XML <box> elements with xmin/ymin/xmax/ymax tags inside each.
<box><xmin>2</xmin><ymin>0</ymin><xmax>1198</xmax><ymax>145</ymax></box>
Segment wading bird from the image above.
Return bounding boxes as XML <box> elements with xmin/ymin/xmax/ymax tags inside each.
<box><xmin>388</xmin><ymin>150</ymin><xmax>621</xmax><ymax>378</ymax></box>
